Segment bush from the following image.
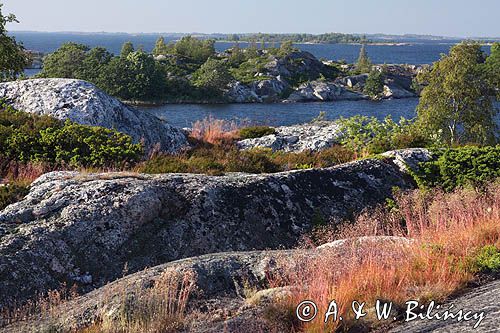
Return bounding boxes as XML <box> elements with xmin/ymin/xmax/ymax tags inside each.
<box><xmin>474</xmin><ymin>245</ymin><xmax>500</xmax><ymax>272</ymax></box>
<box><xmin>239</xmin><ymin>126</ymin><xmax>276</xmax><ymax>139</ymax></box>
<box><xmin>0</xmin><ymin>102</ymin><xmax>143</xmax><ymax>170</ymax></box>
<box><xmin>0</xmin><ymin>184</ymin><xmax>28</xmax><ymax>210</ymax></box>
<box><xmin>363</xmin><ymin>70</ymin><xmax>384</xmax><ymax>98</ymax></box>
<box><xmin>413</xmin><ymin>146</ymin><xmax>500</xmax><ymax>191</ymax></box>
<box><xmin>338</xmin><ymin>116</ymin><xmax>430</xmax><ymax>156</ymax></box>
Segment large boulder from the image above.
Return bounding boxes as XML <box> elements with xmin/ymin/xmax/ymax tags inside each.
<box><xmin>0</xmin><ymin>79</ymin><xmax>188</xmax><ymax>153</ymax></box>
<box><xmin>237</xmin><ymin>121</ymin><xmax>343</xmax><ymax>152</ymax></box>
<box><xmin>0</xmin><ymin>150</ymin><xmax>431</xmax><ymax>307</ymax></box>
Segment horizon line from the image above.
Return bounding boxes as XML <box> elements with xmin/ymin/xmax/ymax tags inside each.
<box><xmin>8</xmin><ymin>29</ymin><xmax>500</xmax><ymax>40</ymax></box>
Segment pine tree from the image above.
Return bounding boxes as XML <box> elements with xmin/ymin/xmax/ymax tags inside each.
<box><xmin>152</xmin><ymin>37</ymin><xmax>169</xmax><ymax>56</ymax></box>
<box><xmin>356</xmin><ymin>44</ymin><xmax>372</xmax><ymax>74</ymax></box>
<box><xmin>120</xmin><ymin>42</ymin><xmax>134</xmax><ymax>58</ymax></box>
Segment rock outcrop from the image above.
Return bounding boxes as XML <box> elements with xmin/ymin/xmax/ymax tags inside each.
<box><xmin>237</xmin><ymin>121</ymin><xmax>343</xmax><ymax>152</ymax></box>
<box><xmin>0</xmin><ymin>150</ymin><xmax>431</xmax><ymax>307</ymax></box>
<box><xmin>0</xmin><ymin>79</ymin><xmax>188</xmax><ymax>153</ymax></box>
<box><xmin>389</xmin><ymin>279</ymin><xmax>500</xmax><ymax>333</ymax></box>
<box><xmin>285</xmin><ymin>81</ymin><xmax>366</xmax><ymax>102</ymax></box>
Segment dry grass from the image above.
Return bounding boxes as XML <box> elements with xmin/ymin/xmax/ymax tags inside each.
<box><xmin>0</xmin><ymin>284</ymin><xmax>78</xmax><ymax>328</ymax></box>
<box><xmin>82</xmin><ymin>269</ymin><xmax>197</xmax><ymax>333</ymax></box>
<box><xmin>270</xmin><ymin>183</ymin><xmax>500</xmax><ymax>332</ymax></box>
<box><xmin>190</xmin><ymin>116</ymin><xmax>243</xmax><ymax>145</ymax></box>
<box><xmin>0</xmin><ymin>158</ymin><xmax>54</xmax><ymax>185</ymax></box>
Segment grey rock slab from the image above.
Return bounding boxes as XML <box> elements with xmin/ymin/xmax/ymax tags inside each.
<box><xmin>389</xmin><ymin>279</ymin><xmax>500</xmax><ymax>333</ymax></box>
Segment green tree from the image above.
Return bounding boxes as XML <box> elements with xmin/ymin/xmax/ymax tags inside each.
<box><xmin>120</xmin><ymin>41</ymin><xmax>134</xmax><ymax>58</ymax></box>
<box><xmin>228</xmin><ymin>42</ymin><xmax>245</xmax><ymax>67</ymax></box>
<box><xmin>416</xmin><ymin>42</ymin><xmax>497</xmax><ymax>145</ymax></box>
<box><xmin>0</xmin><ymin>4</ymin><xmax>29</xmax><ymax>81</ymax></box>
<box><xmin>152</xmin><ymin>37</ymin><xmax>170</xmax><ymax>56</ymax></box>
<box><xmin>39</xmin><ymin>43</ymin><xmax>89</xmax><ymax>78</ymax></box>
<box><xmin>191</xmin><ymin>58</ymin><xmax>233</xmax><ymax>95</ymax></box>
<box><xmin>355</xmin><ymin>44</ymin><xmax>372</xmax><ymax>73</ymax></box>
<box><xmin>363</xmin><ymin>69</ymin><xmax>384</xmax><ymax>98</ymax></box>
<box><xmin>77</xmin><ymin>47</ymin><xmax>113</xmax><ymax>83</ymax></box>
<box><xmin>277</xmin><ymin>40</ymin><xmax>297</xmax><ymax>57</ymax></box>
<box><xmin>97</xmin><ymin>56</ymin><xmax>131</xmax><ymax>99</ymax></box>
<box><xmin>173</xmin><ymin>36</ymin><xmax>215</xmax><ymax>63</ymax></box>
<box><xmin>486</xmin><ymin>42</ymin><xmax>500</xmax><ymax>98</ymax></box>
<box><xmin>99</xmin><ymin>51</ymin><xmax>166</xmax><ymax>101</ymax></box>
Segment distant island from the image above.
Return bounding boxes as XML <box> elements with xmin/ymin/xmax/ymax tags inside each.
<box><xmin>216</xmin><ymin>32</ymin><xmax>370</xmax><ymax>44</ymax></box>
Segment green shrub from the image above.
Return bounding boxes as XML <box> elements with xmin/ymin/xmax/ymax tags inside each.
<box><xmin>338</xmin><ymin>116</ymin><xmax>430</xmax><ymax>156</ymax></box>
<box><xmin>363</xmin><ymin>70</ymin><xmax>384</xmax><ymax>98</ymax></box>
<box><xmin>0</xmin><ymin>184</ymin><xmax>28</xmax><ymax>210</ymax></box>
<box><xmin>239</xmin><ymin>126</ymin><xmax>276</xmax><ymax>139</ymax></box>
<box><xmin>474</xmin><ymin>245</ymin><xmax>500</xmax><ymax>272</ymax></box>
<box><xmin>413</xmin><ymin>146</ymin><xmax>500</xmax><ymax>191</ymax></box>
<box><xmin>0</xmin><ymin>102</ymin><xmax>143</xmax><ymax>170</ymax></box>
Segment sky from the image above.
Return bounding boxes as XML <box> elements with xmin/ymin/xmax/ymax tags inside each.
<box><xmin>2</xmin><ymin>0</ymin><xmax>499</xmax><ymax>37</ymax></box>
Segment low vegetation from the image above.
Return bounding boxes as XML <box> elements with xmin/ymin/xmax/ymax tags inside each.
<box><xmin>238</xmin><ymin>125</ymin><xmax>276</xmax><ymax>139</ymax></box>
<box><xmin>140</xmin><ymin>143</ymin><xmax>355</xmax><ymax>175</ymax></box>
<box><xmin>337</xmin><ymin>115</ymin><xmax>431</xmax><ymax>157</ymax></box>
<box><xmin>0</xmin><ymin>183</ymin><xmax>28</xmax><ymax>210</ymax></box>
<box><xmin>0</xmin><ymin>101</ymin><xmax>143</xmax><ymax>171</ymax></box>
<box><xmin>413</xmin><ymin>145</ymin><xmax>500</xmax><ymax>191</ymax></box>
<box><xmin>269</xmin><ymin>182</ymin><xmax>500</xmax><ymax>332</ymax></box>
<box><xmin>83</xmin><ymin>269</ymin><xmax>197</xmax><ymax>333</ymax></box>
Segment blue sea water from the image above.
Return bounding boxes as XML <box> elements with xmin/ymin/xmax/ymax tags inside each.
<box><xmin>144</xmin><ymin>98</ymin><xmax>420</xmax><ymax>128</ymax></box>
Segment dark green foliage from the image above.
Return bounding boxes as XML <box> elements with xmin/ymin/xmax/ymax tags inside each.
<box><xmin>0</xmin><ymin>102</ymin><xmax>143</xmax><ymax>168</ymax></box>
<box><xmin>0</xmin><ymin>4</ymin><xmax>29</xmax><ymax>81</ymax></box>
<box><xmin>474</xmin><ymin>245</ymin><xmax>500</xmax><ymax>272</ymax></box>
<box><xmin>412</xmin><ymin>146</ymin><xmax>500</xmax><ymax>191</ymax></box>
<box><xmin>0</xmin><ymin>184</ymin><xmax>28</xmax><ymax>210</ymax></box>
<box><xmin>152</xmin><ymin>37</ymin><xmax>171</xmax><ymax>56</ymax></box>
<box><xmin>355</xmin><ymin>44</ymin><xmax>372</xmax><ymax>74</ymax></box>
<box><xmin>486</xmin><ymin>42</ymin><xmax>500</xmax><ymax>98</ymax></box>
<box><xmin>39</xmin><ymin>43</ymin><xmax>90</xmax><ymax>78</ymax></box>
<box><xmin>98</xmin><ymin>50</ymin><xmax>167</xmax><ymax>101</ymax></box>
<box><xmin>77</xmin><ymin>47</ymin><xmax>113</xmax><ymax>83</ymax></box>
<box><xmin>363</xmin><ymin>70</ymin><xmax>384</xmax><ymax>98</ymax></box>
<box><xmin>338</xmin><ymin>116</ymin><xmax>430</xmax><ymax>155</ymax></box>
<box><xmin>191</xmin><ymin>58</ymin><xmax>233</xmax><ymax>96</ymax></box>
<box><xmin>120</xmin><ymin>42</ymin><xmax>134</xmax><ymax>57</ymax></box>
<box><xmin>173</xmin><ymin>36</ymin><xmax>215</xmax><ymax>64</ymax></box>
<box><xmin>238</xmin><ymin>126</ymin><xmax>276</xmax><ymax>139</ymax></box>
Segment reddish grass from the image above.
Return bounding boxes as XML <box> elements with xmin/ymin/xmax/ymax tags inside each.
<box><xmin>271</xmin><ymin>184</ymin><xmax>500</xmax><ymax>332</ymax></box>
<box><xmin>0</xmin><ymin>159</ymin><xmax>54</xmax><ymax>185</ymax></box>
<box><xmin>190</xmin><ymin>116</ymin><xmax>243</xmax><ymax>145</ymax></box>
